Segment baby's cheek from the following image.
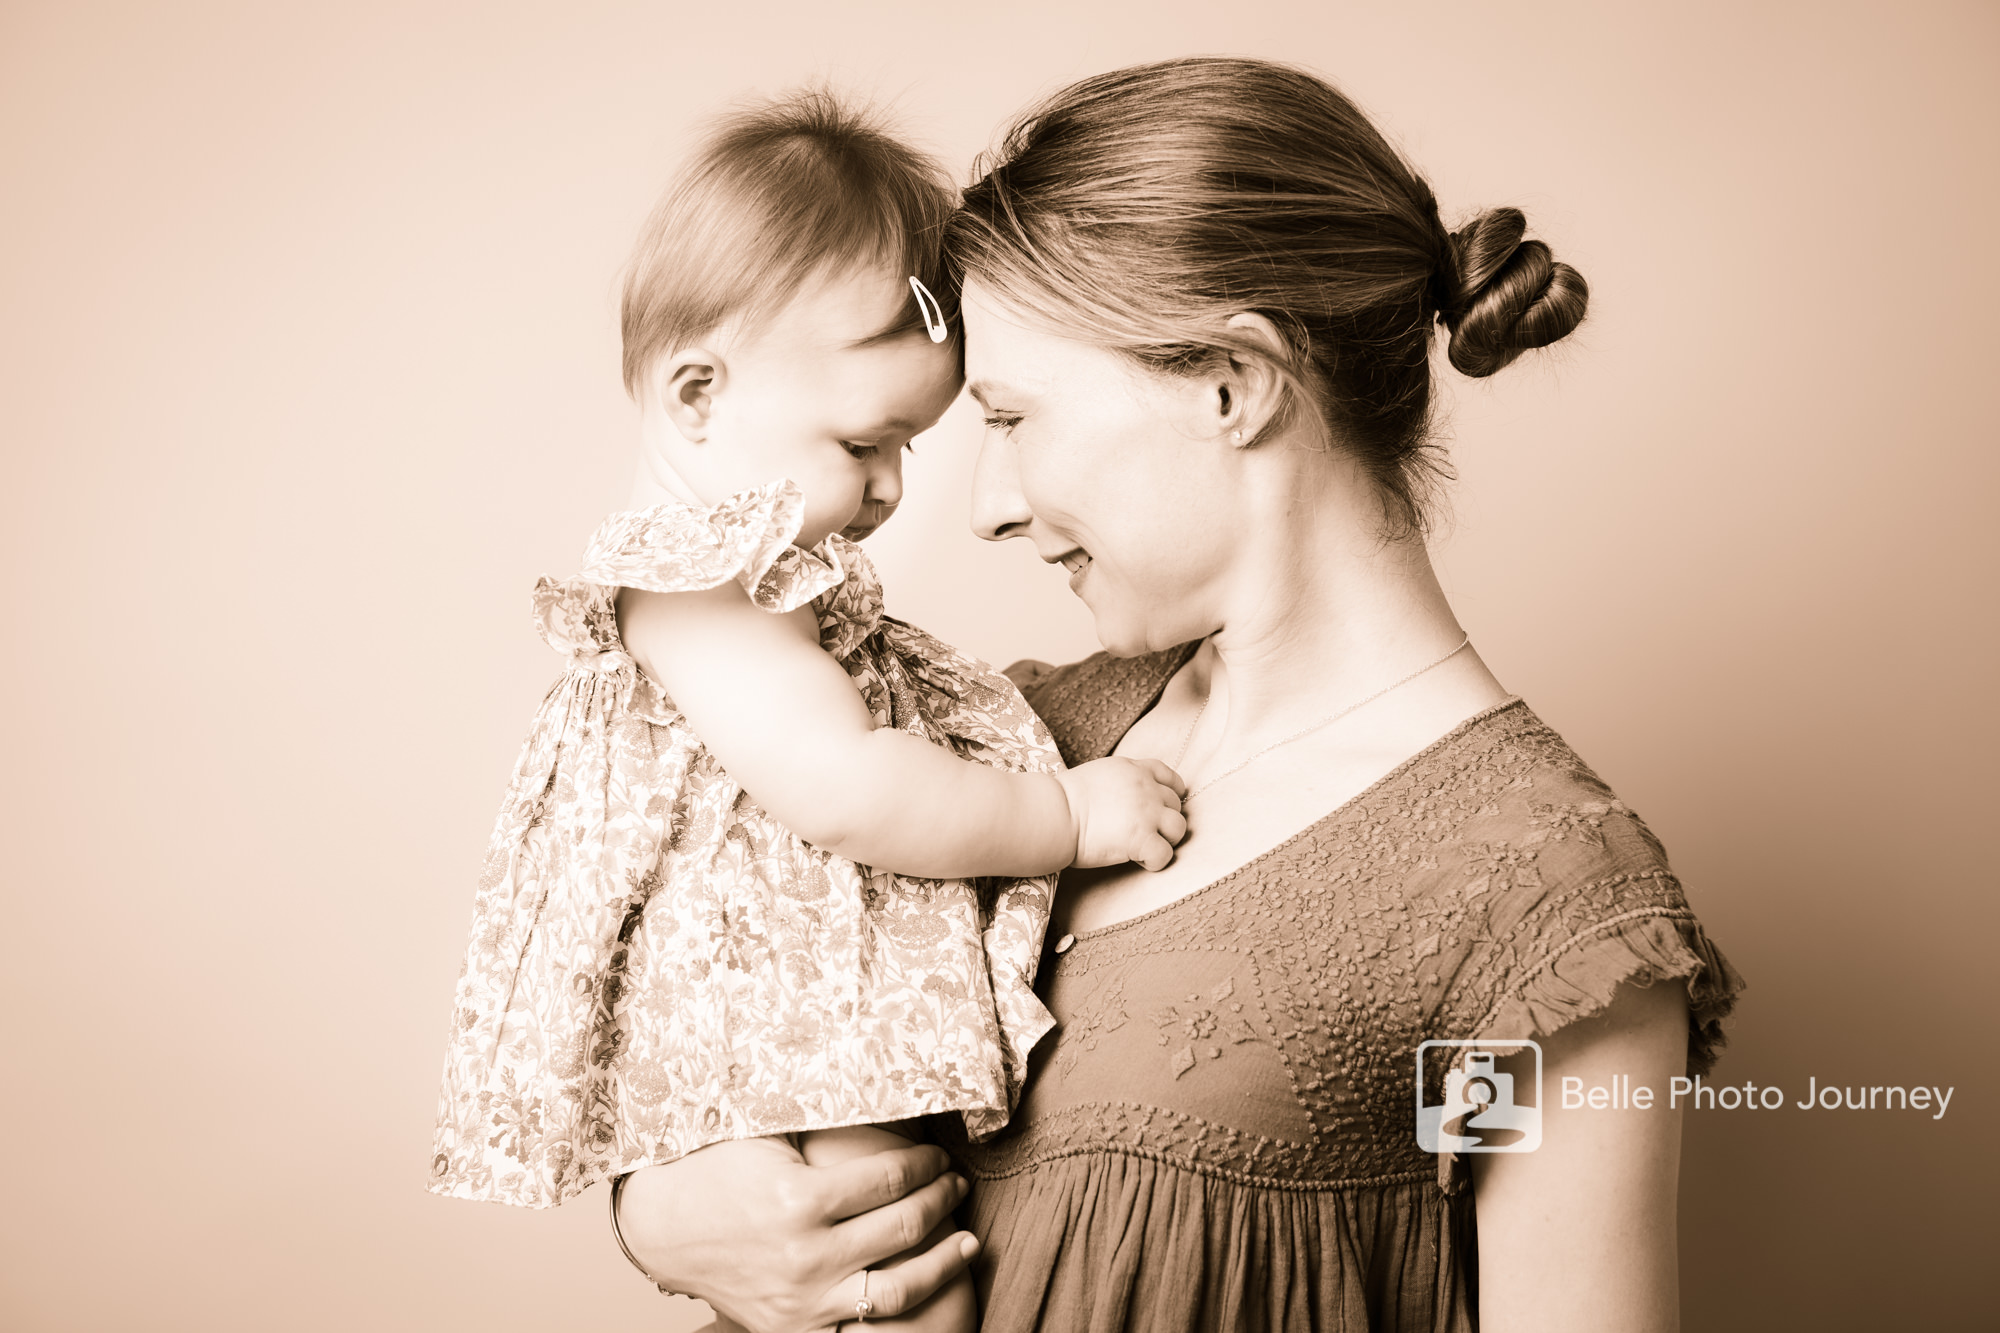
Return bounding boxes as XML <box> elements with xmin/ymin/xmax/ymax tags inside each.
<box><xmin>798</xmin><ymin>465</ymin><xmax>868</xmax><ymax>544</ymax></box>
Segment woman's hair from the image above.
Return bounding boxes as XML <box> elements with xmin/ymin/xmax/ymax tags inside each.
<box><xmin>943</xmin><ymin>57</ymin><xmax>1588</xmax><ymax>535</ymax></box>
<box><xmin>621</xmin><ymin>90</ymin><xmax>959</xmax><ymax>395</ymax></box>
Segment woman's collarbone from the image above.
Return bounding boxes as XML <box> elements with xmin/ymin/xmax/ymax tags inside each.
<box><xmin>1057</xmin><ymin>765</ymin><xmax>1365</xmax><ymax>935</ymax></box>
<box><xmin>1062</xmin><ymin>720</ymin><xmax>1466</xmax><ymax>935</ymax></box>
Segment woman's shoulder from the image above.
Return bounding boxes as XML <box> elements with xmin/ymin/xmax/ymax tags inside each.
<box><xmin>1435</xmin><ymin>701</ymin><xmax>1674</xmax><ymax>874</ymax></box>
<box><xmin>1394</xmin><ymin>700</ymin><xmax>1694</xmax><ymax>942</ymax></box>
<box><xmin>1384</xmin><ymin>700</ymin><xmax>1747</xmax><ymax>1076</ymax></box>
<box><xmin>1003</xmin><ymin>644</ymin><xmax>1198</xmax><ymax>766</ymax></box>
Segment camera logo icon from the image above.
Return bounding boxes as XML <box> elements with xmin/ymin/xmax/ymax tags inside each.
<box><xmin>1415</xmin><ymin>1040</ymin><xmax>1543</xmax><ymax>1153</ymax></box>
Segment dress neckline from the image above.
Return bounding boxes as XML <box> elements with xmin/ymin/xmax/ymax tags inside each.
<box><xmin>1066</xmin><ymin>696</ymin><xmax>1528</xmax><ymax>944</ymax></box>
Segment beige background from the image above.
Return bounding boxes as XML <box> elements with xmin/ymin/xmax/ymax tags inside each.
<box><xmin>3</xmin><ymin>1</ymin><xmax>1995</xmax><ymax>1328</ymax></box>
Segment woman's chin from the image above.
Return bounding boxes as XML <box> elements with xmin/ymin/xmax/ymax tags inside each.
<box><xmin>1081</xmin><ymin>589</ymin><xmax>1212</xmax><ymax>659</ymax></box>
<box><xmin>1081</xmin><ymin>605</ymin><xmax>1154</xmax><ymax>659</ymax></box>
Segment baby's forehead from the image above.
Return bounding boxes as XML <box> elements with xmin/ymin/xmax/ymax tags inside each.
<box><xmin>769</xmin><ymin>264</ymin><xmax>921</xmax><ymax>349</ymax></box>
<box><xmin>814</xmin><ymin>337</ymin><xmax>964</xmax><ymax>429</ymax></box>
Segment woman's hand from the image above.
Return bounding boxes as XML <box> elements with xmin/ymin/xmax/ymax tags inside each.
<box><xmin>611</xmin><ymin>1136</ymin><xmax>979</xmax><ymax>1333</ymax></box>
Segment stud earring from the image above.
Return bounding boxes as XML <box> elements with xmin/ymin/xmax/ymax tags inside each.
<box><xmin>1231</xmin><ymin>429</ymin><xmax>1244</xmax><ymax>444</ymax></box>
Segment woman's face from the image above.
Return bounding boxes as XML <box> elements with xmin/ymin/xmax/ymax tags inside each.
<box><xmin>962</xmin><ymin>280</ymin><xmax>1249</xmax><ymax>657</ymax></box>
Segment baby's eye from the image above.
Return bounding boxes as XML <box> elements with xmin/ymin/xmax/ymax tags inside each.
<box><xmin>842</xmin><ymin>439</ymin><xmax>916</xmax><ymax>458</ymax></box>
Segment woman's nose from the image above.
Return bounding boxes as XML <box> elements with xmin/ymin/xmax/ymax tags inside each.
<box><xmin>970</xmin><ymin>432</ymin><xmax>1032</xmax><ymax>542</ymax></box>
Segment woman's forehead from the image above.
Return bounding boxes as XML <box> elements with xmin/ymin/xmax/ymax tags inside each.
<box><xmin>962</xmin><ymin>286</ymin><xmax>1073</xmax><ymax>399</ymax></box>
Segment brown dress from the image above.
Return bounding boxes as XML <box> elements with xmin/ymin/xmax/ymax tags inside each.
<box><xmin>940</xmin><ymin>647</ymin><xmax>1746</xmax><ymax>1332</ymax></box>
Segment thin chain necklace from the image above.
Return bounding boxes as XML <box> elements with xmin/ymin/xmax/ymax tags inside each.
<box><xmin>1174</xmin><ymin>634</ymin><xmax>1473</xmax><ymax>802</ymax></box>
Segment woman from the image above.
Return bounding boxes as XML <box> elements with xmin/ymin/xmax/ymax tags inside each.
<box><xmin>611</xmin><ymin>57</ymin><xmax>1744</xmax><ymax>1331</ymax></box>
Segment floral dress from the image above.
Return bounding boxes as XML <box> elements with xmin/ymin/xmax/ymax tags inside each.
<box><xmin>429</xmin><ymin>480</ymin><xmax>1062</xmax><ymax>1209</ymax></box>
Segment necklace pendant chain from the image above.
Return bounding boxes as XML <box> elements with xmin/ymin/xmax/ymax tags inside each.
<box><xmin>1181</xmin><ymin>634</ymin><xmax>1472</xmax><ymax>801</ymax></box>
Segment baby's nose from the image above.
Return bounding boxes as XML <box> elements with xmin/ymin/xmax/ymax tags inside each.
<box><xmin>865</xmin><ymin>454</ymin><xmax>903</xmax><ymax>508</ymax></box>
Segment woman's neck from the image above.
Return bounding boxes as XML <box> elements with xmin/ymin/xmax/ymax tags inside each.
<box><xmin>1184</xmin><ymin>452</ymin><xmax>1497</xmax><ymax>752</ymax></box>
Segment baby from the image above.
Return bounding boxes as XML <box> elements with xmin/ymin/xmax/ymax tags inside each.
<box><xmin>429</xmin><ymin>92</ymin><xmax>1187</xmax><ymax>1328</ymax></box>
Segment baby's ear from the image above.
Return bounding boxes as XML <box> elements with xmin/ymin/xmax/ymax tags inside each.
<box><xmin>651</xmin><ymin>347</ymin><xmax>728</xmax><ymax>443</ymax></box>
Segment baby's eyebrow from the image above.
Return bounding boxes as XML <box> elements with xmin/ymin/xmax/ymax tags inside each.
<box><xmin>844</xmin><ymin>312</ymin><xmax>925</xmax><ymax>349</ymax></box>
<box><xmin>841</xmin><ymin>415</ymin><xmax>924</xmax><ymax>442</ymax></box>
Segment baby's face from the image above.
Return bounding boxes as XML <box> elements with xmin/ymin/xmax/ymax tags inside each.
<box><xmin>666</xmin><ymin>264</ymin><xmax>963</xmax><ymax>546</ymax></box>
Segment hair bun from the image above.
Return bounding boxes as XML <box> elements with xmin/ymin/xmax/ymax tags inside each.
<box><xmin>1441</xmin><ymin>207</ymin><xmax>1588</xmax><ymax>377</ymax></box>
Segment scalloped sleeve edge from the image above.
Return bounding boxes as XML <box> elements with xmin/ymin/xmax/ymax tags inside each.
<box><xmin>1482</xmin><ymin>908</ymin><xmax>1747</xmax><ymax>1080</ymax></box>
<box><xmin>1438</xmin><ymin>910</ymin><xmax>1746</xmax><ymax>1195</ymax></box>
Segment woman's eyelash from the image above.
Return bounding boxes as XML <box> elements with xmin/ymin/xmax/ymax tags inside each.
<box><xmin>981</xmin><ymin>414</ymin><xmax>1022</xmax><ymax>434</ymax></box>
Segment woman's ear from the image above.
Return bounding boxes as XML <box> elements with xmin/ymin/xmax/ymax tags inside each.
<box><xmin>650</xmin><ymin>348</ymin><xmax>728</xmax><ymax>443</ymax></box>
<box><xmin>1213</xmin><ymin>312</ymin><xmax>1290</xmax><ymax>447</ymax></box>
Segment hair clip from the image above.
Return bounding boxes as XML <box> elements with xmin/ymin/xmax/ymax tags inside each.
<box><xmin>908</xmin><ymin>276</ymin><xmax>948</xmax><ymax>344</ymax></box>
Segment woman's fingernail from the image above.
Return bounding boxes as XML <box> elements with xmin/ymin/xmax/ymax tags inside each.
<box><xmin>959</xmin><ymin>1234</ymin><xmax>981</xmax><ymax>1259</ymax></box>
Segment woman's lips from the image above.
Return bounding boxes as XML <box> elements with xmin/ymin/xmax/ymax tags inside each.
<box><xmin>1060</xmin><ymin>551</ymin><xmax>1092</xmax><ymax>591</ymax></box>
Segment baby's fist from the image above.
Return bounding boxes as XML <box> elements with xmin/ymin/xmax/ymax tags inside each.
<box><xmin>1055</xmin><ymin>757</ymin><xmax>1189</xmax><ymax>872</ymax></box>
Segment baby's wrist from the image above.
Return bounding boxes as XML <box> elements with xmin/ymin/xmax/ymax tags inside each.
<box><xmin>1047</xmin><ymin>769</ymin><xmax>1086</xmax><ymax>865</ymax></box>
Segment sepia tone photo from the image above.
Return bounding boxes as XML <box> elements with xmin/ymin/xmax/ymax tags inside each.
<box><xmin>2</xmin><ymin>2</ymin><xmax>1991</xmax><ymax>1330</ymax></box>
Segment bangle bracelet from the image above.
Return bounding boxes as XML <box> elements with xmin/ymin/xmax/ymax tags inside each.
<box><xmin>609</xmin><ymin>1172</ymin><xmax>680</xmax><ymax>1296</ymax></box>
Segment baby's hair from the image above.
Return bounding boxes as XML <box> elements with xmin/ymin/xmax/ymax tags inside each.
<box><xmin>621</xmin><ymin>90</ymin><xmax>960</xmax><ymax>396</ymax></box>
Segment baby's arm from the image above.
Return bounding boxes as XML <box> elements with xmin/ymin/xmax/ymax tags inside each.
<box><xmin>618</xmin><ymin>582</ymin><xmax>1184</xmax><ymax>878</ymax></box>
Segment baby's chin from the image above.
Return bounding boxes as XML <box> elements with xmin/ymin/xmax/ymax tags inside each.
<box><xmin>836</xmin><ymin>518</ymin><xmax>885</xmax><ymax>542</ymax></box>
<box><xmin>792</xmin><ymin>515</ymin><xmax>881</xmax><ymax>547</ymax></box>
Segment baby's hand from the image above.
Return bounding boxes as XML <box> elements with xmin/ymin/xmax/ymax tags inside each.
<box><xmin>1054</xmin><ymin>758</ymin><xmax>1189</xmax><ymax>872</ymax></box>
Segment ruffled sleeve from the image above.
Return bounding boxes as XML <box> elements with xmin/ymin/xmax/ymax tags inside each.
<box><xmin>521</xmin><ymin>481</ymin><xmax>859</xmax><ymax>725</ymax></box>
<box><xmin>1424</xmin><ymin>778</ymin><xmax>1747</xmax><ymax>1076</ymax></box>
<box><xmin>1479</xmin><ymin>904</ymin><xmax>1745</xmax><ymax>1079</ymax></box>
<box><xmin>1435</xmin><ymin>891</ymin><xmax>1745</xmax><ymax>1196</ymax></box>
<box><xmin>578</xmin><ymin>479</ymin><xmax>846</xmax><ymax>613</ymax></box>
<box><xmin>1410</xmin><ymin>713</ymin><xmax>1748</xmax><ymax>1191</ymax></box>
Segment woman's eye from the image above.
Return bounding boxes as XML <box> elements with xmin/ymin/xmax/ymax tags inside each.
<box><xmin>840</xmin><ymin>442</ymin><xmax>878</xmax><ymax>459</ymax></box>
<box><xmin>981</xmin><ymin>414</ymin><xmax>1022</xmax><ymax>435</ymax></box>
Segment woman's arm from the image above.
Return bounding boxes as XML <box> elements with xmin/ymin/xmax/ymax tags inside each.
<box><xmin>1469</xmin><ymin>980</ymin><xmax>1689</xmax><ymax>1333</ymax></box>
<box><xmin>619</xmin><ymin>582</ymin><xmax>1185</xmax><ymax>877</ymax></box>
<box><xmin>612</xmin><ymin>1138</ymin><xmax>979</xmax><ymax>1332</ymax></box>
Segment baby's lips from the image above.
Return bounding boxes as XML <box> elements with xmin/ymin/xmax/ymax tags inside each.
<box><xmin>841</xmin><ymin>500</ymin><xmax>898</xmax><ymax>541</ymax></box>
